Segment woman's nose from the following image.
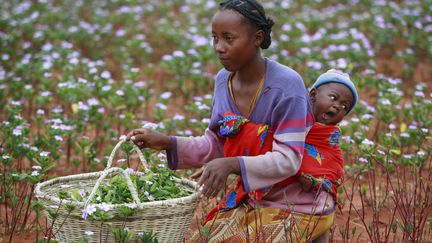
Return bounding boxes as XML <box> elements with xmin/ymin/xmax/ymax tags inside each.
<box><xmin>214</xmin><ymin>41</ymin><xmax>226</xmax><ymax>53</ymax></box>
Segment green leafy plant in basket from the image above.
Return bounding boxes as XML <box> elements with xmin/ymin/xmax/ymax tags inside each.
<box><xmin>64</xmin><ymin>167</ymin><xmax>193</xmax><ymax>205</ymax></box>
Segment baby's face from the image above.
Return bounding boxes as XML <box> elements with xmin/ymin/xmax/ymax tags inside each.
<box><xmin>310</xmin><ymin>83</ymin><xmax>353</xmax><ymax>125</ymax></box>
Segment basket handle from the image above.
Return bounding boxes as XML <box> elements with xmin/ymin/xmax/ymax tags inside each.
<box><xmin>105</xmin><ymin>139</ymin><xmax>148</xmax><ymax>171</ymax></box>
<box><xmin>84</xmin><ymin>167</ymin><xmax>142</xmax><ymax>207</ymax></box>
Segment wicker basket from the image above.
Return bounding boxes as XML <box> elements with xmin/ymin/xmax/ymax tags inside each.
<box><xmin>34</xmin><ymin>140</ymin><xmax>200</xmax><ymax>243</ymax></box>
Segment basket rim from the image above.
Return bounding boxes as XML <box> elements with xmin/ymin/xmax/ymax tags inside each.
<box><xmin>34</xmin><ymin>169</ymin><xmax>200</xmax><ymax>209</ymax></box>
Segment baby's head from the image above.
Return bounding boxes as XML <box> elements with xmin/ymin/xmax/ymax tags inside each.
<box><xmin>309</xmin><ymin>69</ymin><xmax>358</xmax><ymax>125</ymax></box>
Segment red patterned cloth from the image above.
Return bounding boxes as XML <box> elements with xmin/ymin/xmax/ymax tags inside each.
<box><xmin>205</xmin><ymin>112</ymin><xmax>344</xmax><ymax>223</ymax></box>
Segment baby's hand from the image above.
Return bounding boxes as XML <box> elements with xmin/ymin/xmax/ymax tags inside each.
<box><xmin>298</xmin><ymin>173</ymin><xmax>314</xmax><ymax>192</ymax></box>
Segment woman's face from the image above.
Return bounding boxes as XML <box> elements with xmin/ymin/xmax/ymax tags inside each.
<box><xmin>211</xmin><ymin>10</ymin><xmax>260</xmax><ymax>72</ymax></box>
<box><xmin>310</xmin><ymin>82</ymin><xmax>354</xmax><ymax>125</ymax></box>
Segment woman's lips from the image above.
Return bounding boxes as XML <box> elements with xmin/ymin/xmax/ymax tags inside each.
<box><xmin>219</xmin><ymin>57</ymin><xmax>230</xmax><ymax>64</ymax></box>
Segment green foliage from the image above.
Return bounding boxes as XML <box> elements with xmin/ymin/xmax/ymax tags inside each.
<box><xmin>137</xmin><ymin>231</ymin><xmax>159</xmax><ymax>243</ymax></box>
<box><xmin>113</xmin><ymin>227</ymin><xmax>134</xmax><ymax>243</ymax></box>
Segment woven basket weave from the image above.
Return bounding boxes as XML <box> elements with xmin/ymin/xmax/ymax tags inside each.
<box><xmin>34</xmin><ymin>140</ymin><xmax>200</xmax><ymax>243</ymax></box>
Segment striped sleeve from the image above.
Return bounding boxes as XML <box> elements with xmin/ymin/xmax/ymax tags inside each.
<box><xmin>166</xmin><ymin>128</ymin><xmax>224</xmax><ymax>170</ymax></box>
<box><xmin>239</xmin><ymin>95</ymin><xmax>314</xmax><ymax>192</ymax></box>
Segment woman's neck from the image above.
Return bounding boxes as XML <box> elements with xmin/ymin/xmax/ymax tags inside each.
<box><xmin>235</xmin><ymin>55</ymin><xmax>266</xmax><ymax>86</ymax></box>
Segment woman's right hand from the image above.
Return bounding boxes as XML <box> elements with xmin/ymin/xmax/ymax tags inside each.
<box><xmin>126</xmin><ymin>128</ymin><xmax>172</xmax><ymax>150</ymax></box>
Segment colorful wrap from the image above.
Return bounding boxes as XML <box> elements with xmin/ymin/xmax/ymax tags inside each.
<box><xmin>298</xmin><ymin>122</ymin><xmax>344</xmax><ymax>201</ymax></box>
<box><xmin>206</xmin><ymin>113</ymin><xmax>344</xmax><ymax>223</ymax></box>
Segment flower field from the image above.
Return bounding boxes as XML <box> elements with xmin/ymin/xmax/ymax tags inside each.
<box><xmin>1</xmin><ymin>0</ymin><xmax>431</xmax><ymax>242</ymax></box>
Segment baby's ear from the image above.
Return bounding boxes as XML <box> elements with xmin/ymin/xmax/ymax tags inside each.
<box><xmin>309</xmin><ymin>88</ymin><xmax>317</xmax><ymax>103</ymax></box>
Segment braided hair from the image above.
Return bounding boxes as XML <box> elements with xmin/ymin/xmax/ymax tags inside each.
<box><xmin>219</xmin><ymin>0</ymin><xmax>275</xmax><ymax>49</ymax></box>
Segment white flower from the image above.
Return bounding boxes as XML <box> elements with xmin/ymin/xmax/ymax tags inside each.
<box><xmin>32</xmin><ymin>165</ymin><xmax>42</xmax><ymax>170</ymax></box>
<box><xmin>414</xmin><ymin>91</ymin><xmax>424</xmax><ymax>97</ymax></box>
<box><xmin>160</xmin><ymin>91</ymin><xmax>172</xmax><ymax>99</ymax></box>
<box><xmin>155</xmin><ymin>103</ymin><xmax>167</xmax><ymax>110</ymax></box>
<box><xmin>400</xmin><ymin>133</ymin><xmax>410</xmax><ymax>138</ymax></box>
<box><xmin>102</xmin><ymin>85</ymin><xmax>111</xmax><ymax>91</ymax></box>
<box><xmin>134</xmin><ymin>81</ymin><xmax>146</xmax><ymax>87</ymax></box>
<box><xmin>31</xmin><ymin>171</ymin><xmax>40</xmax><ymax>176</ymax></box>
<box><xmin>98</xmin><ymin>204</ymin><xmax>111</xmax><ymax>212</ymax></box>
<box><xmin>84</xmin><ymin>230</ymin><xmax>94</xmax><ymax>236</ymax></box>
<box><xmin>11</xmin><ymin>100</ymin><xmax>22</xmax><ymax>106</ymax></box>
<box><xmin>142</xmin><ymin>122</ymin><xmax>158</xmax><ymax>129</ymax></box>
<box><xmin>351</xmin><ymin>117</ymin><xmax>360</xmax><ymax>122</ymax></box>
<box><xmin>421</xmin><ymin>128</ymin><xmax>428</xmax><ymax>133</ymax></box>
<box><xmin>173</xmin><ymin>113</ymin><xmax>185</xmax><ymax>121</ymax></box>
<box><xmin>362</xmin><ymin>114</ymin><xmax>374</xmax><ymax>120</ymax></box>
<box><xmin>54</xmin><ymin>135</ymin><xmax>63</xmax><ymax>141</ymax></box>
<box><xmin>87</xmin><ymin>98</ymin><xmax>99</xmax><ymax>106</ymax></box>
<box><xmin>82</xmin><ymin>204</ymin><xmax>97</xmax><ymax>220</ymax></box>
<box><xmin>339</xmin><ymin>120</ymin><xmax>349</xmax><ymax>127</ymax></box>
<box><xmin>388</xmin><ymin>124</ymin><xmax>396</xmax><ymax>130</ymax></box>
<box><xmin>12</xmin><ymin>127</ymin><xmax>22</xmax><ymax>136</ymax></box>
<box><xmin>78</xmin><ymin>190</ymin><xmax>86</xmax><ymax>198</ymax></box>
<box><xmin>36</xmin><ymin>109</ymin><xmax>45</xmax><ymax>115</ymax></box>
<box><xmin>40</xmin><ymin>151</ymin><xmax>50</xmax><ymax>157</ymax></box>
<box><xmin>184</xmin><ymin>130</ymin><xmax>193</xmax><ymax>136</ymax></box>
<box><xmin>361</xmin><ymin>139</ymin><xmax>374</xmax><ymax>146</ymax></box>
<box><xmin>172</xmin><ymin>50</ymin><xmax>184</xmax><ymax>57</ymax></box>
<box><xmin>101</xmin><ymin>71</ymin><xmax>111</xmax><ymax>79</ymax></box>
<box><xmin>2</xmin><ymin>155</ymin><xmax>10</xmax><ymax>160</ymax></box>
<box><xmin>380</xmin><ymin>98</ymin><xmax>391</xmax><ymax>106</ymax></box>
<box><xmin>116</xmin><ymin>90</ymin><xmax>125</xmax><ymax>96</ymax></box>
<box><xmin>359</xmin><ymin>157</ymin><xmax>369</xmax><ymax>163</ymax></box>
<box><xmin>78</xmin><ymin>102</ymin><xmax>89</xmax><ymax>111</ymax></box>
<box><xmin>148</xmin><ymin>195</ymin><xmax>155</xmax><ymax>201</ymax></box>
<box><xmin>198</xmin><ymin>104</ymin><xmax>210</xmax><ymax>110</ymax></box>
<box><xmin>145</xmin><ymin>180</ymin><xmax>153</xmax><ymax>185</ymax></box>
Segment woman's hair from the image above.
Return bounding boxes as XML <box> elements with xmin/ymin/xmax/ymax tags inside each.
<box><xmin>219</xmin><ymin>0</ymin><xmax>275</xmax><ymax>49</ymax></box>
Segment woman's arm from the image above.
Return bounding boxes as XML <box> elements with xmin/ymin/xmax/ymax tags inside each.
<box><xmin>240</xmin><ymin>95</ymin><xmax>314</xmax><ymax>192</ymax></box>
<box><xmin>166</xmin><ymin>128</ymin><xmax>225</xmax><ymax>170</ymax></box>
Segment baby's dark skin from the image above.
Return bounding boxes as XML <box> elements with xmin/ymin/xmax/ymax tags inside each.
<box><xmin>310</xmin><ymin>82</ymin><xmax>354</xmax><ymax>125</ymax></box>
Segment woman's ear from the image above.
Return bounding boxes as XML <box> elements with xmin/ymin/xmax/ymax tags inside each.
<box><xmin>309</xmin><ymin>88</ymin><xmax>317</xmax><ymax>103</ymax></box>
<box><xmin>254</xmin><ymin>29</ymin><xmax>264</xmax><ymax>47</ymax></box>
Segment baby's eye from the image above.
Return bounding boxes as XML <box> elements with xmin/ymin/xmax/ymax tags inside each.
<box><xmin>329</xmin><ymin>95</ymin><xmax>336</xmax><ymax>101</ymax></box>
<box><xmin>342</xmin><ymin>104</ymin><xmax>350</xmax><ymax>112</ymax></box>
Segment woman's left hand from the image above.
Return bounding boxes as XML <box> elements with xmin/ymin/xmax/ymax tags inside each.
<box><xmin>197</xmin><ymin>157</ymin><xmax>240</xmax><ymax>198</ymax></box>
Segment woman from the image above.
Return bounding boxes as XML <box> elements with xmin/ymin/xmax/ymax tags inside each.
<box><xmin>127</xmin><ymin>0</ymin><xmax>334</xmax><ymax>241</ymax></box>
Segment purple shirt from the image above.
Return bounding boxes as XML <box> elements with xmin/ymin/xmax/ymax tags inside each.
<box><xmin>167</xmin><ymin>58</ymin><xmax>335</xmax><ymax>215</ymax></box>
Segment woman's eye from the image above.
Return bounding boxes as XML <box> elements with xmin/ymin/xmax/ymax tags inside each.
<box><xmin>225</xmin><ymin>36</ymin><xmax>234</xmax><ymax>42</ymax></box>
